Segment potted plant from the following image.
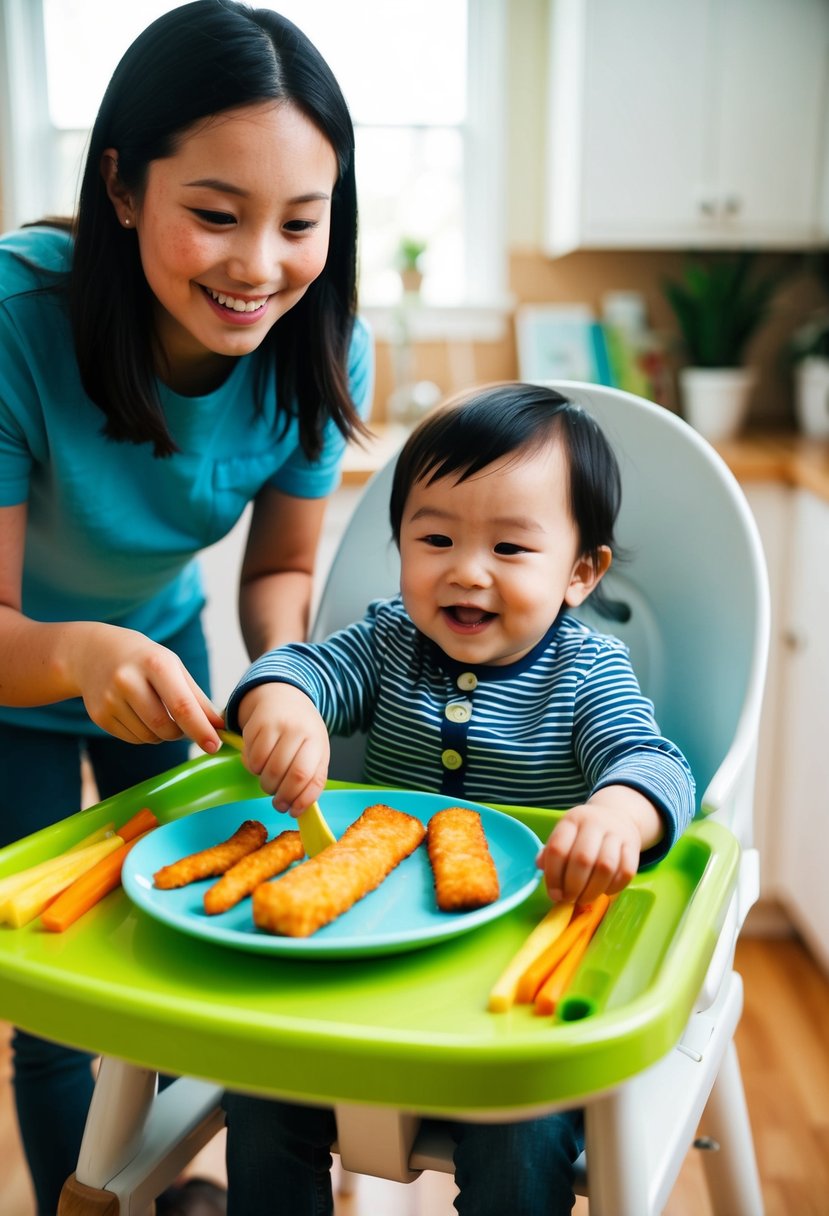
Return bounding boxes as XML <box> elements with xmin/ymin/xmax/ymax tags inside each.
<box><xmin>663</xmin><ymin>253</ymin><xmax>780</xmax><ymax>441</ymax></box>
<box><xmin>396</xmin><ymin>235</ymin><xmax>427</xmax><ymax>295</ymax></box>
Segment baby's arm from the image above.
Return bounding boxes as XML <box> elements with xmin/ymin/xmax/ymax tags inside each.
<box><xmin>236</xmin><ymin>682</ymin><xmax>330</xmax><ymax>814</ymax></box>
<box><xmin>537</xmin><ymin>785</ymin><xmax>663</xmax><ymax>906</ymax></box>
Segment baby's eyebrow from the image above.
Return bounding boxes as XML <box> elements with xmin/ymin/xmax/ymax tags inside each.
<box><xmin>409</xmin><ymin>506</ymin><xmax>544</xmax><ymax>533</ymax></box>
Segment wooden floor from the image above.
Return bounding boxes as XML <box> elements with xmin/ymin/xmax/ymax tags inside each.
<box><xmin>1</xmin><ymin>935</ymin><xmax>827</xmax><ymax>1215</ymax></box>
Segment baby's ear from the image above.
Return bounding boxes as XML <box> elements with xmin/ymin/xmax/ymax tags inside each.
<box><xmin>563</xmin><ymin>546</ymin><xmax>612</xmax><ymax>608</ymax></box>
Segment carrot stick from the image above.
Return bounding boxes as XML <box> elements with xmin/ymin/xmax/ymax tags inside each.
<box><xmin>117</xmin><ymin>808</ymin><xmax>159</xmax><ymax>842</ymax></box>
<box><xmin>515</xmin><ymin>894</ymin><xmax>611</xmax><ymax>1004</ymax></box>
<box><xmin>533</xmin><ymin>894</ymin><xmax>612</xmax><ymax>1015</ymax></box>
<box><xmin>40</xmin><ymin>827</ymin><xmax>155</xmax><ymax>932</ymax></box>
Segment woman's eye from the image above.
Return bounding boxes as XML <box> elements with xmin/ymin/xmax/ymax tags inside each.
<box><xmin>284</xmin><ymin>219</ymin><xmax>318</xmax><ymax>233</ymax></box>
<box><xmin>423</xmin><ymin>534</ymin><xmax>452</xmax><ymax>548</ymax></box>
<box><xmin>192</xmin><ymin>209</ymin><xmax>236</xmax><ymax>225</ymax></box>
<box><xmin>494</xmin><ymin>542</ymin><xmax>525</xmax><ymax>555</ymax></box>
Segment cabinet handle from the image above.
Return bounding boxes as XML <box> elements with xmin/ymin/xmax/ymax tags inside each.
<box><xmin>723</xmin><ymin>194</ymin><xmax>742</xmax><ymax>216</ymax></box>
<box><xmin>783</xmin><ymin>629</ymin><xmax>808</xmax><ymax>652</ymax></box>
<box><xmin>698</xmin><ymin>197</ymin><xmax>717</xmax><ymax>217</ymax></box>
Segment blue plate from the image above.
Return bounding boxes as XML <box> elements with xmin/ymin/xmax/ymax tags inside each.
<box><xmin>122</xmin><ymin>789</ymin><xmax>542</xmax><ymax>958</ymax></box>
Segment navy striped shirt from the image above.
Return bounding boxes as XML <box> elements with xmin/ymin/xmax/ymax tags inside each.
<box><xmin>228</xmin><ymin>596</ymin><xmax>695</xmax><ymax>866</ymax></box>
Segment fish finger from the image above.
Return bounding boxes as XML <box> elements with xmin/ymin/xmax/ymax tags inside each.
<box><xmin>203</xmin><ymin>830</ymin><xmax>304</xmax><ymax>915</ymax></box>
<box><xmin>427</xmin><ymin>806</ymin><xmax>499</xmax><ymax>911</ymax></box>
<box><xmin>253</xmin><ymin>803</ymin><xmax>425</xmax><ymax>937</ymax></box>
<box><xmin>153</xmin><ymin>819</ymin><xmax>268</xmax><ymax>889</ymax></box>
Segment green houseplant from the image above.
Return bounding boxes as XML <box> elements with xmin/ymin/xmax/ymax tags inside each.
<box><xmin>663</xmin><ymin>253</ymin><xmax>780</xmax><ymax>440</ymax></box>
<box><xmin>396</xmin><ymin>235</ymin><xmax>427</xmax><ymax>295</ymax></box>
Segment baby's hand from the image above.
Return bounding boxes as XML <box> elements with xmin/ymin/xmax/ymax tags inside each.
<box><xmin>537</xmin><ymin>790</ymin><xmax>656</xmax><ymax>906</ymax></box>
<box><xmin>237</xmin><ymin>683</ymin><xmax>330</xmax><ymax>814</ymax></box>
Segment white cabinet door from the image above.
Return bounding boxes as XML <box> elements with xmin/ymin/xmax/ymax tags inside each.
<box><xmin>775</xmin><ymin>490</ymin><xmax>829</xmax><ymax>972</ymax></box>
<box><xmin>545</xmin><ymin>0</ymin><xmax>829</xmax><ymax>254</ymax></box>
<box><xmin>741</xmin><ymin>483</ymin><xmax>791</xmax><ymax>896</ymax></box>
<box><xmin>714</xmin><ymin>0</ymin><xmax>829</xmax><ymax>244</ymax></box>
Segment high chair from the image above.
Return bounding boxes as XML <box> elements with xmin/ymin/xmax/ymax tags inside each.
<box><xmin>0</xmin><ymin>384</ymin><xmax>768</xmax><ymax>1216</ymax></box>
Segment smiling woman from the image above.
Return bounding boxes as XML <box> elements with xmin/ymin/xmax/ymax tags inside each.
<box><xmin>0</xmin><ymin>3</ymin><xmax>373</xmax><ymax>1212</ymax></box>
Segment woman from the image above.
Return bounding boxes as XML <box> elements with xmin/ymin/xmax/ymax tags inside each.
<box><xmin>0</xmin><ymin>3</ymin><xmax>372</xmax><ymax>1210</ymax></box>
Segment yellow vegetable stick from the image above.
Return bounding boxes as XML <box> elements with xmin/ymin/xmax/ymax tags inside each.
<box><xmin>0</xmin><ymin>836</ymin><xmax>123</xmax><ymax>927</ymax></box>
<box><xmin>0</xmin><ymin>823</ymin><xmax>116</xmax><ymax>907</ymax></box>
<box><xmin>67</xmin><ymin>822</ymin><xmax>116</xmax><ymax>852</ymax></box>
<box><xmin>487</xmin><ymin>902</ymin><xmax>574</xmax><ymax>1012</ymax></box>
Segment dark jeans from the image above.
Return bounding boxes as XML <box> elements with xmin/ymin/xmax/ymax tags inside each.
<box><xmin>223</xmin><ymin>1093</ymin><xmax>584</xmax><ymax>1216</ymax></box>
<box><xmin>0</xmin><ymin>616</ymin><xmax>210</xmax><ymax>1216</ymax></box>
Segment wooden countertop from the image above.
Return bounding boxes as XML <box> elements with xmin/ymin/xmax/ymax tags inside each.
<box><xmin>343</xmin><ymin>423</ymin><xmax>829</xmax><ymax>505</ymax></box>
<box><xmin>713</xmin><ymin>432</ymin><xmax>829</xmax><ymax>503</ymax></box>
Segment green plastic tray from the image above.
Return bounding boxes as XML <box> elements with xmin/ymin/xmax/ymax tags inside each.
<box><xmin>0</xmin><ymin>750</ymin><xmax>739</xmax><ymax>1116</ymax></box>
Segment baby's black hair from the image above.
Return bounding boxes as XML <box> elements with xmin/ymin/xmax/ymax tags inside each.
<box><xmin>389</xmin><ymin>382</ymin><xmax>624</xmax><ymax>616</ymax></box>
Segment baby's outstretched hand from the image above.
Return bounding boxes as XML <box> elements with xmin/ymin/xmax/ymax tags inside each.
<box><xmin>537</xmin><ymin>787</ymin><xmax>662</xmax><ymax>906</ymax></box>
<box><xmin>237</xmin><ymin>683</ymin><xmax>330</xmax><ymax>814</ymax></box>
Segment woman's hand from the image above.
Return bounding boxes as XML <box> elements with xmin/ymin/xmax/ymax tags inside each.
<box><xmin>237</xmin><ymin>683</ymin><xmax>330</xmax><ymax>814</ymax></box>
<box><xmin>70</xmin><ymin>622</ymin><xmax>224</xmax><ymax>752</ymax></box>
<box><xmin>537</xmin><ymin>786</ymin><xmax>663</xmax><ymax>906</ymax></box>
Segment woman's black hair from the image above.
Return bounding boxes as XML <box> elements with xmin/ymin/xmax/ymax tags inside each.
<box><xmin>66</xmin><ymin>0</ymin><xmax>363</xmax><ymax>457</ymax></box>
<box><xmin>390</xmin><ymin>382</ymin><xmax>624</xmax><ymax>616</ymax></box>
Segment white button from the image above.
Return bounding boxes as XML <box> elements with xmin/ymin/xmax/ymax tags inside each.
<box><xmin>445</xmin><ymin>701</ymin><xmax>472</xmax><ymax>724</ymax></box>
<box><xmin>441</xmin><ymin>749</ymin><xmax>463</xmax><ymax>771</ymax></box>
<box><xmin>457</xmin><ymin>672</ymin><xmax>477</xmax><ymax>691</ymax></box>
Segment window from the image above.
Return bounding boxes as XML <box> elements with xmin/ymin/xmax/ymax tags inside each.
<box><xmin>0</xmin><ymin>0</ymin><xmax>507</xmax><ymax>310</ymax></box>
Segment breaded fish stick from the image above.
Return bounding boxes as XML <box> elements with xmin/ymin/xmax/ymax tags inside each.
<box><xmin>253</xmin><ymin>804</ymin><xmax>425</xmax><ymax>937</ymax></box>
<box><xmin>427</xmin><ymin>807</ymin><xmax>499</xmax><ymax>911</ymax></box>
<box><xmin>203</xmin><ymin>831</ymin><xmax>304</xmax><ymax>915</ymax></box>
<box><xmin>153</xmin><ymin>819</ymin><xmax>267</xmax><ymax>889</ymax></box>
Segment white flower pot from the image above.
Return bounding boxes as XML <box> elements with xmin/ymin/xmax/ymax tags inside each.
<box><xmin>678</xmin><ymin>367</ymin><xmax>756</xmax><ymax>442</ymax></box>
<box><xmin>794</xmin><ymin>357</ymin><xmax>829</xmax><ymax>438</ymax></box>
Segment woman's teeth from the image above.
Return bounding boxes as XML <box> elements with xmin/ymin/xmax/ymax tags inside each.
<box><xmin>206</xmin><ymin>287</ymin><xmax>266</xmax><ymax>313</ymax></box>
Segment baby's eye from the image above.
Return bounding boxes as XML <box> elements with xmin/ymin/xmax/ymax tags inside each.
<box><xmin>191</xmin><ymin>209</ymin><xmax>236</xmax><ymax>226</ymax></box>
<box><xmin>494</xmin><ymin>542</ymin><xmax>526</xmax><ymax>555</ymax></box>
<box><xmin>423</xmin><ymin>534</ymin><xmax>452</xmax><ymax>548</ymax></box>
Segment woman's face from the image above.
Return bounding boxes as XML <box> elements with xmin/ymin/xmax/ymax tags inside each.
<box><xmin>121</xmin><ymin>101</ymin><xmax>338</xmax><ymax>389</ymax></box>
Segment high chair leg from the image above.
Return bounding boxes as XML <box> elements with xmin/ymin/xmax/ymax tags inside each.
<box><xmin>698</xmin><ymin>1040</ymin><xmax>764</xmax><ymax>1216</ymax></box>
<box><xmin>58</xmin><ymin>1058</ymin><xmax>225</xmax><ymax>1216</ymax></box>
<box><xmin>583</xmin><ymin>1086</ymin><xmax>649</xmax><ymax>1216</ymax></box>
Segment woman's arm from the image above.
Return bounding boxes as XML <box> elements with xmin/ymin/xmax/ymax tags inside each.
<box><xmin>0</xmin><ymin>503</ymin><xmax>223</xmax><ymax>749</ymax></box>
<box><xmin>238</xmin><ymin>485</ymin><xmax>328</xmax><ymax>658</ymax></box>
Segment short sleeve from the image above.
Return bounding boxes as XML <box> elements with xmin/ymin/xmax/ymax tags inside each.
<box><xmin>0</xmin><ymin>303</ymin><xmax>37</xmax><ymax>505</ymax></box>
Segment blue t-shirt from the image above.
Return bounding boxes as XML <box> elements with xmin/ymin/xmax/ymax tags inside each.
<box><xmin>0</xmin><ymin>227</ymin><xmax>374</xmax><ymax>732</ymax></box>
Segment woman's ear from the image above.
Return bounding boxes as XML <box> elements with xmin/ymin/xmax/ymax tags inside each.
<box><xmin>100</xmin><ymin>148</ymin><xmax>136</xmax><ymax>228</ymax></box>
<box><xmin>563</xmin><ymin>545</ymin><xmax>612</xmax><ymax>608</ymax></box>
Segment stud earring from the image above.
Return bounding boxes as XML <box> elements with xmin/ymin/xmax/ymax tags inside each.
<box><xmin>123</xmin><ymin>217</ymin><xmax>131</xmax><ymax>226</ymax></box>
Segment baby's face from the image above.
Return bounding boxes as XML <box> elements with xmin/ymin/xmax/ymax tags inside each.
<box><xmin>398</xmin><ymin>441</ymin><xmax>602</xmax><ymax>667</ymax></box>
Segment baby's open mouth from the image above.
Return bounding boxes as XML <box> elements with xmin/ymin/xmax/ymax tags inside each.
<box><xmin>444</xmin><ymin>606</ymin><xmax>495</xmax><ymax>626</ymax></box>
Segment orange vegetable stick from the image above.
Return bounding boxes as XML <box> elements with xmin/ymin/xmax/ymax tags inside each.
<box><xmin>117</xmin><ymin>808</ymin><xmax>159</xmax><ymax>842</ymax></box>
<box><xmin>40</xmin><ymin>828</ymin><xmax>155</xmax><ymax>932</ymax></box>
<box><xmin>515</xmin><ymin>894</ymin><xmax>611</xmax><ymax>1004</ymax></box>
<box><xmin>534</xmin><ymin>924</ymin><xmax>598</xmax><ymax>1016</ymax></box>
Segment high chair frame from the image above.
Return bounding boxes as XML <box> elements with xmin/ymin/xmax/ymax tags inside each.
<box><xmin>0</xmin><ymin>384</ymin><xmax>767</xmax><ymax>1216</ymax></box>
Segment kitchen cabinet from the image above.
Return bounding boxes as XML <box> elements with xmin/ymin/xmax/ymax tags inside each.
<box><xmin>772</xmin><ymin>489</ymin><xmax>829</xmax><ymax>973</ymax></box>
<box><xmin>741</xmin><ymin>483</ymin><xmax>791</xmax><ymax>897</ymax></box>
<box><xmin>545</xmin><ymin>0</ymin><xmax>829</xmax><ymax>255</ymax></box>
